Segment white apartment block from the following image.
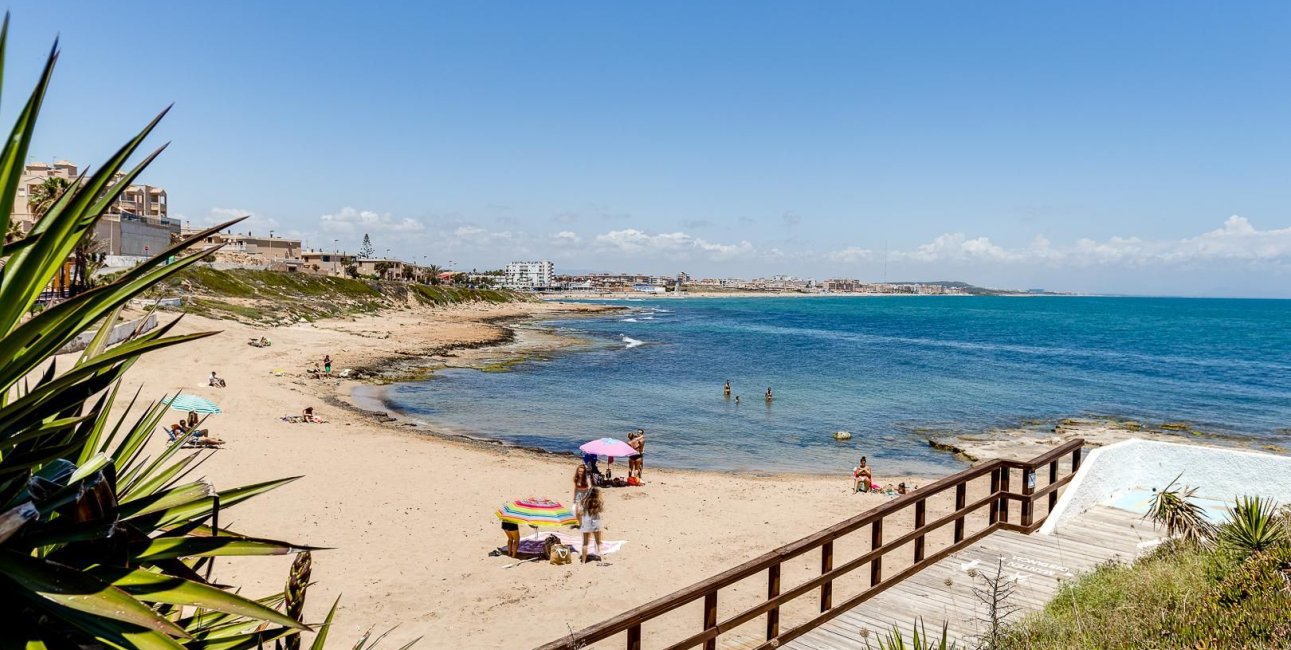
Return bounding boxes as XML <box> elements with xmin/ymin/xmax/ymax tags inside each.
<box><xmin>503</xmin><ymin>261</ymin><xmax>554</xmax><ymax>290</ymax></box>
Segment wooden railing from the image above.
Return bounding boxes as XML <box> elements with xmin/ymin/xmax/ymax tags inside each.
<box><xmin>537</xmin><ymin>439</ymin><xmax>1085</xmax><ymax>650</ymax></box>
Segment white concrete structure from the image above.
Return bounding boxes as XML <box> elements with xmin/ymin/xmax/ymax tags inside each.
<box><xmin>503</xmin><ymin>261</ymin><xmax>554</xmax><ymax>290</ymax></box>
<box><xmin>1041</xmin><ymin>438</ymin><xmax>1291</xmax><ymax>535</ymax></box>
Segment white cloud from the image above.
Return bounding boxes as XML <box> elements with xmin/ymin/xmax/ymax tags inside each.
<box><xmin>594</xmin><ymin>229</ymin><xmax>756</xmax><ymax>261</ymax></box>
<box><xmin>318</xmin><ymin>207</ymin><xmax>424</xmax><ymax>234</ymax></box>
<box><xmin>835</xmin><ymin>217</ymin><xmax>1291</xmax><ymax>268</ymax></box>
<box><xmin>827</xmin><ymin>246</ymin><xmax>874</xmax><ymax>263</ymax></box>
<box><xmin>550</xmin><ymin>231</ymin><xmax>582</xmax><ymax>246</ymax></box>
<box><xmin>175</xmin><ymin>207</ymin><xmax>280</xmax><ymax>233</ymax></box>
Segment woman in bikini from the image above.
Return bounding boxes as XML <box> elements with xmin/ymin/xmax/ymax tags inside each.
<box><xmin>573</xmin><ymin>464</ymin><xmax>591</xmax><ymax>506</ymax></box>
<box><xmin>853</xmin><ymin>456</ymin><xmax>873</xmax><ymax>493</ymax></box>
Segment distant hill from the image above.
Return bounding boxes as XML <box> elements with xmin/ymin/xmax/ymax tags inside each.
<box><xmin>891</xmin><ymin>281</ymin><xmax>1064</xmax><ymax>296</ymax></box>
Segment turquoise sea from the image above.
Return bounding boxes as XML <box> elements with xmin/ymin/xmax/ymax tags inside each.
<box><xmin>383</xmin><ymin>297</ymin><xmax>1291</xmax><ymax>476</ymax></box>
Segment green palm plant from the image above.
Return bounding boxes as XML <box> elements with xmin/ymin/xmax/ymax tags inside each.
<box><xmin>28</xmin><ymin>174</ymin><xmax>69</xmax><ymax>220</ymax></box>
<box><xmin>1145</xmin><ymin>474</ymin><xmax>1215</xmax><ymax>547</ymax></box>
<box><xmin>1218</xmin><ymin>496</ymin><xmax>1286</xmax><ymax>558</ymax></box>
<box><xmin>0</xmin><ymin>16</ymin><xmax>330</xmax><ymax>648</ymax></box>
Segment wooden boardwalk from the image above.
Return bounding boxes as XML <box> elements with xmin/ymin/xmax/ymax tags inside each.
<box><xmin>783</xmin><ymin>506</ymin><xmax>1160</xmax><ymax>649</ymax></box>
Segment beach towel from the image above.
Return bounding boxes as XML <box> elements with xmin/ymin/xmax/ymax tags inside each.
<box><xmin>546</xmin><ymin>531</ymin><xmax>627</xmax><ymax>557</ymax></box>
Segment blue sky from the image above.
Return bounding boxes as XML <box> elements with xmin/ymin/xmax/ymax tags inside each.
<box><xmin>10</xmin><ymin>2</ymin><xmax>1291</xmax><ymax>296</ymax></box>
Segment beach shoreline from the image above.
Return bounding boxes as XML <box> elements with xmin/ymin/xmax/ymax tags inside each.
<box><xmin>108</xmin><ymin>297</ymin><xmax>1285</xmax><ymax>648</ymax></box>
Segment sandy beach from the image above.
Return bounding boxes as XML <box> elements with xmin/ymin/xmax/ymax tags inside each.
<box><xmin>110</xmin><ymin>299</ymin><xmax>926</xmax><ymax>648</ymax></box>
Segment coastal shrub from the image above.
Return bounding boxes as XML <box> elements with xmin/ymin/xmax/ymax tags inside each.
<box><xmin>1145</xmin><ymin>474</ymin><xmax>1215</xmax><ymax>546</ymax></box>
<box><xmin>865</xmin><ymin>619</ymin><xmax>956</xmax><ymax>650</ymax></box>
<box><xmin>999</xmin><ymin>502</ymin><xmax>1291</xmax><ymax>649</ymax></box>
<box><xmin>0</xmin><ymin>18</ymin><xmax>351</xmax><ymax>647</ymax></box>
<box><xmin>1218</xmin><ymin>495</ymin><xmax>1286</xmax><ymax>558</ymax></box>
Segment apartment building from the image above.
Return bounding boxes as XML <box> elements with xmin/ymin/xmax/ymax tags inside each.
<box><xmin>12</xmin><ymin>161</ymin><xmax>179</xmax><ymax>256</ymax></box>
<box><xmin>503</xmin><ymin>260</ymin><xmax>554</xmax><ymax>290</ymax></box>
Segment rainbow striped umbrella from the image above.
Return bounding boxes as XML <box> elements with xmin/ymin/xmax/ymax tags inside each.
<box><xmin>495</xmin><ymin>497</ymin><xmax>577</xmax><ymax>528</ymax></box>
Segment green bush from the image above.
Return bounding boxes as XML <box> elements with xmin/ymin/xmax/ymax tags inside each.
<box><xmin>1001</xmin><ymin>516</ymin><xmax>1291</xmax><ymax>649</ymax></box>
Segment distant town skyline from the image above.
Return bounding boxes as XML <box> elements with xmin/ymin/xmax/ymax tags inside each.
<box><xmin>11</xmin><ymin>2</ymin><xmax>1291</xmax><ymax>297</ymax></box>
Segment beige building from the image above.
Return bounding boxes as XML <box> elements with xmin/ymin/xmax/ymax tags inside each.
<box><xmin>183</xmin><ymin>229</ymin><xmax>302</xmax><ymax>261</ymax></box>
<box><xmin>12</xmin><ymin>161</ymin><xmax>178</xmax><ymax>256</ymax></box>
<box><xmin>300</xmin><ymin>250</ymin><xmax>355</xmax><ymax>276</ymax></box>
<box><xmin>354</xmin><ymin>258</ymin><xmax>405</xmax><ymax>280</ymax></box>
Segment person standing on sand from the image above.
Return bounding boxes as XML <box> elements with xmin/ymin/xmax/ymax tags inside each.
<box><xmin>628</xmin><ymin>429</ymin><xmax>646</xmax><ymax>479</ymax></box>
<box><xmin>501</xmin><ymin>519</ymin><xmax>520</xmax><ymax>558</ymax></box>
<box><xmin>578</xmin><ymin>488</ymin><xmax>605</xmax><ymax>564</ymax></box>
<box><xmin>323</xmin><ymin>354</ymin><xmax>332</xmax><ymax>374</ymax></box>
<box><xmin>724</xmin><ymin>380</ymin><xmax>731</xmax><ymax>398</ymax></box>
<box><xmin>573</xmin><ymin>464</ymin><xmax>591</xmax><ymax>506</ymax></box>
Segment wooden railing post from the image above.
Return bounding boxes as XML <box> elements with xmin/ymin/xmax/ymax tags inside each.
<box><xmin>998</xmin><ymin>468</ymin><xmax>1011</xmax><ymax>524</ymax></box>
<box><xmin>988</xmin><ymin>468</ymin><xmax>1000</xmax><ymax>524</ymax></box>
<box><xmin>913</xmin><ymin>499</ymin><xmax>927</xmax><ymax>563</ymax></box>
<box><xmin>703</xmin><ymin>592</ymin><xmax>718</xmax><ymax>650</ymax></box>
<box><xmin>870</xmin><ymin>518</ymin><xmax>884</xmax><ymax>586</ymax></box>
<box><xmin>820</xmin><ymin>541</ymin><xmax>833</xmax><ymax>612</ymax></box>
<box><xmin>1021</xmin><ymin>468</ymin><xmax>1035</xmax><ymax>528</ymax></box>
<box><xmin>1072</xmin><ymin>447</ymin><xmax>1083</xmax><ymax>472</ymax></box>
<box><xmin>954</xmin><ymin>483</ymin><xmax>967</xmax><ymax>542</ymax></box>
<box><xmin>627</xmin><ymin>625</ymin><xmax>641</xmax><ymax>650</ymax></box>
<box><xmin>1048</xmin><ymin>459</ymin><xmax>1059</xmax><ymax>512</ymax></box>
<box><xmin>766</xmin><ymin>562</ymin><xmax>781</xmax><ymax>640</ymax></box>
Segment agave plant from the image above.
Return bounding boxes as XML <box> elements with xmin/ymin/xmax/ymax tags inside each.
<box><xmin>0</xmin><ymin>16</ymin><xmax>331</xmax><ymax>648</ymax></box>
<box><xmin>1219</xmin><ymin>495</ymin><xmax>1286</xmax><ymax>559</ymax></box>
<box><xmin>865</xmin><ymin>618</ymin><xmax>957</xmax><ymax>650</ymax></box>
<box><xmin>1144</xmin><ymin>474</ymin><xmax>1215</xmax><ymax>547</ymax></box>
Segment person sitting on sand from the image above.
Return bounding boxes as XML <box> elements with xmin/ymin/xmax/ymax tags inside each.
<box><xmin>582</xmin><ymin>452</ymin><xmax>600</xmax><ymax>479</ymax></box>
<box><xmin>302</xmin><ymin>407</ymin><xmax>320</xmax><ymax>423</ymax></box>
<box><xmin>573</xmin><ymin>464</ymin><xmax>591</xmax><ymax>506</ymax></box>
<box><xmin>897</xmin><ymin>482</ymin><xmax>909</xmax><ymax>496</ymax></box>
<box><xmin>853</xmin><ymin>456</ymin><xmax>873</xmax><ymax>494</ymax></box>
<box><xmin>209</xmin><ymin>371</ymin><xmax>226</xmax><ymax>388</ymax></box>
<box><xmin>578</xmin><ymin>487</ymin><xmax>605</xmax><ymax>564</ymax></box>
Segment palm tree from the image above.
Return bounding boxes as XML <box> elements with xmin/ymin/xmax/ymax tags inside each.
<box><xmin>4</xmin><ymin>217</ymin><xmax>21</xmax><ymax>243</ymax></box>
<box><xmin>425</xmin><ymin>264</ymin><xmax>442</xmax><ymax>285</ymax></box>
<box><xmin>27</xmin><ymin>175</ymin><xmax>69</xmax><ymax>220</ymax></box>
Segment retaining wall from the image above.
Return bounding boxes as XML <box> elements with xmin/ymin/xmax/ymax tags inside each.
<box><xmin>1041</xmin><ymin>438</ymin><xmax>1291</xmax><ymax>534</ymax></box>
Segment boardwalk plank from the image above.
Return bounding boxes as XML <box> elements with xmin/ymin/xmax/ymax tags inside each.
<box><xmin>780</xmin><ymin>507</ymin><xmax>1154</xmax><ymax>650</ymax></box>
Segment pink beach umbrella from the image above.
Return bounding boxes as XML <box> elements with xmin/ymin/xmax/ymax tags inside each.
<box><xmin>579</xmin><ymin>437</ymin><xmax>639</xmax><ymax>457</ymax></box>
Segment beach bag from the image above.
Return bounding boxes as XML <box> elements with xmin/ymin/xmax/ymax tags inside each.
<box><xmin>550</xmin><ymin>543</ymin><xmax>572</xmax><ymax>565</ymax></box>
<box><xmin>541</xmin><ymin>535</ymin><xmax>560</xmax><ymax>560</ymax></box>
<box><xmin>627</xmin><ymin>476</ymin><xmax>641</xmax><ymax>487</ymax></box>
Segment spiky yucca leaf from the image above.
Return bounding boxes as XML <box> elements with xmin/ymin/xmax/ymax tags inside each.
<box><xmin>0</xmin><ymin>16</ymin><xmax>328</xmax><ymax>648</ymax></box>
